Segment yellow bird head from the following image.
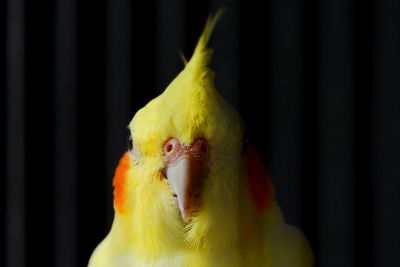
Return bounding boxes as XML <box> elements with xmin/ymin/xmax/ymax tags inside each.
<box><xmin>114</xmin><ymin>10</ymin><xmax>247</xmax><ymax>253</ymax></box>
<box><xmin>90</xmin><ymin>11</ymin><xmax>313</xmax><ymax>267</ymax></box>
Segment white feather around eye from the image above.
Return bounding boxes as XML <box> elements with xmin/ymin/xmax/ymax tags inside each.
<box><xmin>127</xmin><ymin>134</ymin><xmax>141</xmax><ymax>164</ymax></box>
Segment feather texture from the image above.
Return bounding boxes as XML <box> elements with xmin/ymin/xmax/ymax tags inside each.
<box><xmin>88</xmin><ymin>10</ymin><xmax>313</xmax><ymax>267</ymax></box>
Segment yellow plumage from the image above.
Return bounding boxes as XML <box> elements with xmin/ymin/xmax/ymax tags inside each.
<box><xmin>88</xmin><ymin>10</ymin><xmax>313</xmax><ymax>267</ymax></box>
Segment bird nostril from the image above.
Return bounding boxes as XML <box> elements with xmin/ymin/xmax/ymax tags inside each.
<box><xmin>166</xmin><ymin>143</ymin><xmax>173</xmax><ymax>153</ymax></box>
<box><xmin>164</xmin><ymin>138</ymin><xmax>180</xmax><ymax>155</ymax></box>
<box><xmin>193</xmin><ymin>138</ymin><xmax>209</xmax><ymax>155</ymax></box>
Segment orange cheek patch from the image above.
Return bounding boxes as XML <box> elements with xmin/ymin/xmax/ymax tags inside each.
<box><xmin>245</xmin><ymin>143</ymin><xmax>274</xmax><ymax>213</ymax></box>
<box><xmin>113</xmin><ymin>152</ymin><xmax>131</xmax><ymax>214</ymax></box>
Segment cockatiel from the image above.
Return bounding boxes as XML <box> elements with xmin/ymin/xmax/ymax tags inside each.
<box><xmin>88</xmin><ymin>11</ymin><xmax>313</xmax><ymax>267</ymax></box>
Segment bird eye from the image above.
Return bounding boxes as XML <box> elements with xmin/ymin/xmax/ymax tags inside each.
<box><xmin>127</xmin><ymin>134</ymin><xmax>140</xmax><ymax>161</ymax></box>
<box><xmin>127</xmin><ymin>135</ymin><xmax>133</xmax><ymax>151</ymax></box>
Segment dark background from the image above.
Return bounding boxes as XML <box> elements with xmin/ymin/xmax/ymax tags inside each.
<box><xmin>3</xmin><ymin>0</ymin><xmax>400</xmax><ymax>266</ymax></box>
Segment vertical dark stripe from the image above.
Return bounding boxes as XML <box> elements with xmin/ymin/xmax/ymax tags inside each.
<box><xmin>6</xmin><ymin>0</ymin><xmax>25</xmax><ymax>266</ymax></box>
<box><xmin>156</xmin><ymin>0</ymin><xmax>185</xmax><ymax>93</ymax></box>
<box><xmin>268</xmin><ymin>0</ymin><xmax>304</xmax><ymax>226</ymax></box>
<box><xmin>130</xmin><ymin>0</ymin><xmax>157</xmax><ymax>111</ymax></box>
<box><xmin>24</xmin><ymin>0</ymin><xmax>55</xmax><ymax>265</ymax></box>
<box><xmin>302</xmin><ymin>0</ymin><xmax>319</xmax><ymax>257</ymax></box>
<box><xmin>372</xmin><ymin>1</ymin><xmax>400</xmax><ymax>266</ymax></box>
<box><xmin>105</xmin><ymin>0</ymin><xmax>133</xmax><ymax>225</ymax></box>
<box><xmin>318</xmin><ymin>1</ymin><xmax>355</xmax><ymax>267</ymax></box>
<box><xmin>1</xmin><ymin>0</ymin><xmax>6</xmax><ymax>264</ymax></box>
<box><xmin>210</xmin><ymin>0</ymin><xmax>240</xmax><ymax>107</ymax></box>
<box><xmin>54</xmin><ymin>0</ymin><xmax>77</xmax><ymax>266</ymax></box>
<box><xmin>238</xmin><ymin>1</ymin><xmax>270</xmax><ymax>153</ymax></box>
<box><xmin>353</xmin><ymin>0</ymin><xmax>374</xmax><ymax>266</ymax></box>
<box><xmin>77</xmin><ymin>1</ymin><xmax>107</xmax><ymax>265</ymax></box>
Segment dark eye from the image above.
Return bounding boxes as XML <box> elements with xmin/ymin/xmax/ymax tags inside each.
<box><xmin>127</xmin><ymin>134</ymin><xmax>141</xmax><ymax>161</ymax></box>
<box><xmin>127</xmin><ymin>135</ymin><xmax>133</xmax><ymax>151</ymax></box>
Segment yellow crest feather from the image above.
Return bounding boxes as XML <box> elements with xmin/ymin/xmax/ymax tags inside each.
<box><xmin>186</xmin><ymin>9</ymin><xmax>225</xmax><ymax>75</ymax></box>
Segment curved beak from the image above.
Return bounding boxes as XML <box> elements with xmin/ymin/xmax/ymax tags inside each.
<box><xmin>166</xmin><ymin>156</ymin><xmax>205</xmax><ymax>222</ymax></box>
